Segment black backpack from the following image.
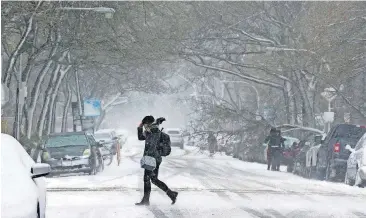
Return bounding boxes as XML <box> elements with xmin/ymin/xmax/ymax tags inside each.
<box><xmin>158</xmin><ymin>128</ymin><xmax>171</xmax><ymax>156</ymax></box>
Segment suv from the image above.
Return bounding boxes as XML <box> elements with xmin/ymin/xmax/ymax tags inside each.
<box><xmin>165</xmin><ymin>128</ymin><xmax>184</xmax><ymax>149</ymax></box>
<box><xmin>315</xmin><ymin>124</ymin><xmax>366</xmax><ymax>181</ymax></box>
<box><xmin>41</xmin><ymin>132</ymin><xmax>103</xmax><ymax>175</ymax></box>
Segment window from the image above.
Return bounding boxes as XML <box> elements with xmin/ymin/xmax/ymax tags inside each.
<box><xmin>355</xmin><ymin>134</ymin><xmax>366</xmax><ymax>151</ymax></box>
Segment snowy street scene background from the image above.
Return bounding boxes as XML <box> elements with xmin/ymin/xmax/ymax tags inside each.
<box><xmin>1</xmin><ymin>1</ymin><xmax>366</xmax><ymax>218</ymax></box>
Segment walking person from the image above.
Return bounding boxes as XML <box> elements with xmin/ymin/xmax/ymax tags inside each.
<box><xmin>135</xmin><ymin>116</ymin><xmax>178</xmax><ymax>206</ymax></box>
<box><xmin>264</xmin><ymin>128</ymin><xmax>277</xmax><ymax>170</ymax></box>
<box><xmin>275</xmin><ymin>130</ymin><xmax>286</xmax><ymax>171</ymax></box>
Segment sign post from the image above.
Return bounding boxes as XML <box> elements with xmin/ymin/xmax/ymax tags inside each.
<box><xmin>83</xmin><ymin>99</ymin><xmax>101</xmax><ymax>132</ymax></box>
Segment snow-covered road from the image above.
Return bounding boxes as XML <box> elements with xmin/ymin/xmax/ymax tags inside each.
<box><xmin>46</xmin><ymin>139</ymin><xmax>366</xmax><ymax>217</ymax></box>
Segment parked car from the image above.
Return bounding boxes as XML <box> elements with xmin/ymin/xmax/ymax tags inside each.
<box><xmin>305</xmin><ymin>135</ymin><xmax>325</xmax><ymax>178</ymax></box>
<box><xmin>41</xmin><ymin>131</ymin><xmax>103</xmax><ymax>175</ymax></box>
<box><xmin>1</xmin><ymin>133</ymin><xmax>51</xmax><ymax>218</ymax></box>
<box><xmin>293</xmin><ymin>141</ymin><xmax>312</xmax><ymax>177</ymax></box>
<box><xmin>291</xmin><ymin>135</ymin><xmax>323</xmax><ymax>177</ymax></box>
<box><xmin>94</xmin><ymin>129</ymin><xmax>119</xmax><ymax>156</ymax></box>
<box><xmin>164</xmin><ymin>128</ymin><xmax>184</xmax><ymax>149</ymax></box>
<box><xmin>314</xmin><ymin>124</ymin><xmax>366</xmax><ymax>181</ymax></box>
<box><xmin>345</xmin><ymin>132</ymin><xmax>366</xmax><ymax>187</ymax></box>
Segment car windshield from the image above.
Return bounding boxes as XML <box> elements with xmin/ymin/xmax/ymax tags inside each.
<box><xmin>45</xmin><ymin>134</ymin><xmax>88</xmax><ymax>148</ymax></box>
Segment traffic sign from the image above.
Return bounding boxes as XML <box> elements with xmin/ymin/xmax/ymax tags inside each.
<box><xmin>84</xmin><ymin>99</ymin><xmax>101</xmax><ymax>117</ymax></box>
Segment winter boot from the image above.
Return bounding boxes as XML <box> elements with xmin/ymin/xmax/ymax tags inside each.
<box><xmin>135</xmin><ymin>193</ymin><xmax>150</xmax><ymax>206</ymax></box>
<box><xmin>167</xmin><ymin>190</ymin><xmax>178</xmax><ymax>205</ymax></box>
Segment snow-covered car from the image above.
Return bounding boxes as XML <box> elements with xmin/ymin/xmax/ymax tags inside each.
<box><xmin>94</xmin><ymin>129</ymin><xmax>118</xmax><ymax>156</ymax></box>
<box><xmin>41</xmin><ymin>132</ymin><xmax>103</xmax><ymax>175</ymax></box>
<box><xmin>314</xmin><ymin>124</ymin><xmax>366</xmax><ymax>181</ymax></box>
<box><xmin>164</xmin><ymin>128</ymin><xmax>184</xmax><ymax>149</ymax></box>
<box><xmin>1</xmin><ymin>134</ymin><xmax>51</xmax><ymax>218</ymax></box>
<box><xmin>345</xmin><ymin>132</ymin><xmax>366</xmax><ymax>187</ymax></box>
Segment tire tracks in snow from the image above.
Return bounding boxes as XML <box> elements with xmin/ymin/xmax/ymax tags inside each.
<box><xmin>165</xmin><ymin>158</ymin><xmax>232</xmax><ymax>200</ymax></box>
<box><xmin>353</xmin><ymin>211</ymin><xmax>366</xmax><ymax>218</ymax></box>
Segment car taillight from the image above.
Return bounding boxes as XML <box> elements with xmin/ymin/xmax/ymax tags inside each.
<box><xmin>356</xmin><ymin>125</ymin><xmax>366</xmax><ymax>128</ymax></box>
<box><xmin>334</xmin><ymin>142</ymin><xmax>340</xmax><ymax>153</ymax></box>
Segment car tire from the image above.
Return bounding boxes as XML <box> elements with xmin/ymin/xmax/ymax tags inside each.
<box><xmin>315</xmin><ymin>164</ymin><xmax>326</xmax><ymax>180</ymax></box>
<box><xmin>355</xmin><ymin>166</ymin><xmax>365</xmax><ymax>188</ymax></box>
<box><xmin>37</xmin><ymin>202</ymin><xmax>40</xmax><ymax>218</ymax></box>
<box><xmin>345</xmin><ymin>171</ymin><xmax>355</xmax><ymax>186</ymax></box>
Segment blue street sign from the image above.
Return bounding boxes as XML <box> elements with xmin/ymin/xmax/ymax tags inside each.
<box><xmin>83</xmin><ymin>99</ymin><xmax>101</xmax><ymax>117</ymax></box>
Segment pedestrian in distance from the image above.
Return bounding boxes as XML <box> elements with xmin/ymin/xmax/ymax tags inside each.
<box><xmin>264</xmin><ymin>128</ymin><xmax>277</xmax><ymax>170</ymax></box>
<box><xmin>135</xmin><ymin>115</ymin><xmax>178</xmax><ymax>206</ymax></box>
<box><xmin>275</xmin><ymin>130</ymin><xmax>286</xmax><ymax>171</ymax></box>
<box><xmin>264</xmin><ymin>128</ymin><xmax>283</xmax><ymax>171</ymax></box>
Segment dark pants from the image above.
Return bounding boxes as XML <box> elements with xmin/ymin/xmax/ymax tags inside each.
<box><xmin>271</xmin><ymin>148</ymin><xmax>282</xmax><ymax>171</ymax></box>
<box><xmin>267</xmin><ymin>149</ymin><xmax>272</xmax><ymax>170</ymax></box>
<box><xmin>143</xmin><ymin>162</ymin><xmax>169</xmax><ymax>199</ymax></box>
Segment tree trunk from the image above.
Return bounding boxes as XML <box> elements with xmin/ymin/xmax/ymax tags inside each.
<box><xmin>26</xmin><ymin>29</ymin><xmax>61</xmax><ymax>139</ymax></box>
<box><xmin>94</xmin><ymin>110</ymin><xmax>106</xmax><ymax>131</ymax></box>
<box><xmin>46</xmin><ymin>65</ymin><xmax>71</xmax><ymax>135</ymax></box>
<box><xmin>61</xmin><ymin>83</ymin><xmax>71</xmax><ymax>132</ymax></box>
<box><xmin>284</xmin><ymin>80</ymin><xmax>296</xmax><ymax>124</ymax></box>
<box><xmin>2</xmin><ymin>13</ymin><xmax>36</xmax><ymax>86</ymax></box>
<box><xmin>37</xmin><ymin>64</ymin><xmax>61</xmax><ymax>138</ymax></box>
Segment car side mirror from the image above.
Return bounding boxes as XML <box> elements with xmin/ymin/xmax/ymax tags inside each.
<box><xmin>112</xmin><ymin>137</ymin><xmax>118</xmax><ymax>140</ymax></box>
<box><xmin>31</xmin><ymin>163</ymin><xmax>51</xmax><ymax>179</ymax></box>
<box><xmin>345</xmin><ymin>144</ymin><xmax>355</xmax><ymax>153</ymax></box>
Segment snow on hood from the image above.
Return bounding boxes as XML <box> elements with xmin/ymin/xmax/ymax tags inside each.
<box><xmin>1</xmin><ymin>134</ymin><xmax>38</xmax><ymax>217</ymax></box>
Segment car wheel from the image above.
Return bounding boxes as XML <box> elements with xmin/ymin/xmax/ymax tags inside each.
<box><xmin>315</xmin><ymin>164</ymin><xmax>326</xmax><ymax>180</ymax></box>
<box><xmin>345</xmin><ymin>171</ymin><xmax>355</xmax><ymax>186</ymax></box>
<box><xmin>180</xmin><ymin>144</ymin><xmax>184</xmax><ymax>150</ymax></box>
<box><xmin>355</xmin><ymin>166</ymin><xmax>365</xmax><ymax>188</ymax></box>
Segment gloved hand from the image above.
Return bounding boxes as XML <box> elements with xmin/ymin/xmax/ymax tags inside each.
<box><xmin>156</xmin><ymin>117</ymin><xmax>166</xmax><ymax>125</ymax></box>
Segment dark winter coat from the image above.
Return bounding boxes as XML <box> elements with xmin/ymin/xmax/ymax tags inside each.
<box><xmin>264</xmin><ymin>133</ymin><xmax>285</xmax><ymax>150</ymax></box>
<box><xmin>137</xmin><ymin>125</ymin><xmax>162</xmax><ymax>164</ymax></box>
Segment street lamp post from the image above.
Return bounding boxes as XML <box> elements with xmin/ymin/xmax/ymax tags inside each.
<box><xmin>321</xmin><ymin>87</ymin><xmax>337</xmax><ymax>133</ymax></box>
